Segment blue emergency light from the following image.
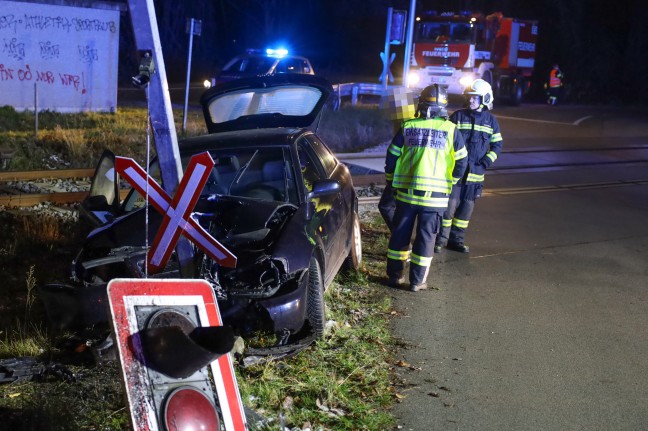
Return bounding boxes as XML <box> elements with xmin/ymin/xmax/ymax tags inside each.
<box><xmin>266</xmin><ymin>48</ymin><xmax>288</xmax><ymax>57</ymax></box>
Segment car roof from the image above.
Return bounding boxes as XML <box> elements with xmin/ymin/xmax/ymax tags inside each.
<box><xmin>200</xmin><ymin>74</ymin><xmax>333</xmax><ymax>134</ymax></box>
<box><xmin>236</xmin><ymin>52</ymin><xmax>310</xmax><ymax>61</ymax></box>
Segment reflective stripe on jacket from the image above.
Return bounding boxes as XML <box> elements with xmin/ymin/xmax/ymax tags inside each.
<box><xmin>385</xmin><ymin>116</ymin><xmax>467</xmax><ymax>208</ymax></box>
<box><xmin>450</xmin><ymin>109</ymin><xmax>503</xmax><ymax>185</ymax></box>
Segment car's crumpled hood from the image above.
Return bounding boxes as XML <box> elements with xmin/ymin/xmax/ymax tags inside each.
<box><xmin>84</xmin><ymin>195</ymin><xmax>297</xmax><ymax>260</ymax></box>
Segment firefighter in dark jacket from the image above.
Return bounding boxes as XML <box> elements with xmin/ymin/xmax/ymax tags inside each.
<box><xmin>435</xmin><ymin>78</ymin><xmax>503</xmax><ymax>254</ymax></box>
<box><xmin>385</xmin><ymin>84</ymin><xmax>468</xmax><ymax>291</ymax></box>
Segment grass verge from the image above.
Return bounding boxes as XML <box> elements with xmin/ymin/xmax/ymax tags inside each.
<box><xmin>0</xmin><ymin>104</ymin><xmax>393</xmax><ymax>171</ymax></box>
<box><xmin>0</xmin><ymin>211</ymin><xmax>397</xmax><ymax>430</ymax></box>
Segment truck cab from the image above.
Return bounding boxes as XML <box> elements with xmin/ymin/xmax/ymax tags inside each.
<box><xmin>407</xmin><ymin>11</ymin><xmax>538</xmax><ymax>106</ymax></box>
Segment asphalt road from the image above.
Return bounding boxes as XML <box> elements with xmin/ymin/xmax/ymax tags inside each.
<box><xmin>385</xmin><ymin>103</ymin><xmax>648</xmax><ymax>430</ymax></box>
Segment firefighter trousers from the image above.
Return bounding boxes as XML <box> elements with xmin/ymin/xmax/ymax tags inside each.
<box><xmin>378</xmin><ymin>183</ymin><xmax>397</xmax><ymax>232</ymax></box>
<box><xmin>386</xmin><ymin>200</ymin><xmax>442</xmax><ymax>286</ymax></box>
<box><xmin>437</xmin><ymin>183</ymin><xmax>482</xmax><ymax>247</ymax></box>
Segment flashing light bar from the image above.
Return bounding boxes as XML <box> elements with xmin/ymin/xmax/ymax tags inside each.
<box><xmin>266</xmin><ymin>48</ymin><xmax>288</xmax><ymax>57</ymax></box>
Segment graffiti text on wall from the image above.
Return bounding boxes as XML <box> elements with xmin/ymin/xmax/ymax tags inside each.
<box><xmin>0</xmin><ymin>13</ymin><xmax>117</xmax><ymax>34</ymax></box>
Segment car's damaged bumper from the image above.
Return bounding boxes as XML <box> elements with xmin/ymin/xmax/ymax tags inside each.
<box><xmin>38</xmin><ymin>282</ymin><xmax>110</xmax><ymax>332</ymax></box>
<box><xmin>38</xmin><ymin>267</ymin><xmax>310</xmax><ymax>338</ymax></box>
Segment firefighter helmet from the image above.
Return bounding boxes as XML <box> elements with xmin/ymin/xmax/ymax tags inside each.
<box><xmin>464</xmin><ymin>78</ymin><xmax>494</xmax><ymax>110</ymax></box>
<box><xmin>417</xmin><ymin>84</ymin><xmax>448</xmax><ymax>118</ymax></box>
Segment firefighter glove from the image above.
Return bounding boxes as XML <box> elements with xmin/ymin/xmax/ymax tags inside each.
<box><xmin>479</xmin><ymin>156</ymin><xmax>493</xmax><ymax>169</ymax></box>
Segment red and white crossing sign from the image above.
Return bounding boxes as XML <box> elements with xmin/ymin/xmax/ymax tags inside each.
<box><xmin>116</xmin><ymin>152</ymin><xmax>236</xmax><ymax>272</ymax></box>
<box><xmin>108</xmin><ymin>278</ymin><xmax>247</xmax><ymax>431</ymax></box>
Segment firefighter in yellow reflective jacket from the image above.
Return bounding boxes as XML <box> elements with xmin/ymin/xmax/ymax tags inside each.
<box><xmin>435</xmin><ymin>79</ymin><xmax>503</xmax><ymax>254</ymax></box>
<box><xmin>385</xmin><ymin>84</ymin><xmax>468</xmax><ymax>292</ymax></box>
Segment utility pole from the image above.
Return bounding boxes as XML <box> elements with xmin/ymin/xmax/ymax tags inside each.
<box><xmin>127</xmin><ymin>0</ymin><xmax>194</xmax><ymax>277</ymax></box>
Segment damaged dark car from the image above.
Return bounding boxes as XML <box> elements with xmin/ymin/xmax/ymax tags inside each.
<box><xmin>39</xmin><ymin>74</ymin><xmax>362</xmax><ymax>354</ymax></box>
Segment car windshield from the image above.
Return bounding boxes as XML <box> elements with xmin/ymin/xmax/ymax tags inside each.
<box><xmin>223</xmin><ymin>56</ymin><xmax>275</xmax><ymax>74</ymax></box>
<box><xmin>416</xmin><ymin>21</ymin><xmax>473</xmax><ymax>43</ymax></box>
<box><xmin>124</xmin><ymin>147</ymin><xmax>298</xmax><ymax>211</ymax></box>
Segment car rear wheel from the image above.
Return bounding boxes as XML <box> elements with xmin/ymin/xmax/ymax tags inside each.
<box><xmin>343</xmin><ymin>212</ymin><xmax>363</xmax><ymax>271</ymax></box>
<box><xmin>306</xmin><ymin>257</ymin><xmax>325</xmax><ymax>337</ymax></box>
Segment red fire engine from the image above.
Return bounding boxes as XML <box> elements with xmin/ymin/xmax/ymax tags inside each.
<box><xmin>407</xmin><ymin>11</ymin><xmax>538</xmax><ymax>105</ymax></box>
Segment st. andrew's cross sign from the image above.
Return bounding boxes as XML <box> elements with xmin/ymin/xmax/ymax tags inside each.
<box><xmin>115</xmin><ymin>151</ymin><xmax>237</xmax><ymax>273</ymax></box>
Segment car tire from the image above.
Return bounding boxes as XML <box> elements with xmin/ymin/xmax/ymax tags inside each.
<box><xmin>343</xmin><ymin>212</ymin><xmax>363</xmax><ymax>271</ymax></box>
<box><xmin>306</xmin><ymin>257</ymin><xmax>325</xmax><ymax>337</ymax></box>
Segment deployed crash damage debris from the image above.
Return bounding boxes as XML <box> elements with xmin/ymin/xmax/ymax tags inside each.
<box><xmin>0</xmin><ymin>357</ymin><xmax>76</xmax><ymax>384</ymax></box>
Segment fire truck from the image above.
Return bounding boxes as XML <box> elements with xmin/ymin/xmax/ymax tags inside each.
<box><xmin>406</xmin><ymin>11</ymin><xmax>538</xmax><ymax>105</ymax></box>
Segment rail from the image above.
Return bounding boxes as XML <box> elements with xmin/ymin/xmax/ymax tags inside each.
<box><xmin>0</xmin><ymin>169</ymin><xmax>385</xmax><ymax>208</ymax></box>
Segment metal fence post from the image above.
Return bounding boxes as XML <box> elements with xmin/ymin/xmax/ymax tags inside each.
<box><xmin>352</xmin><ymin>85</ymin><xmax>359</xmax><ymax>106</ymax></box>
<box><xmin>34</xmin><ymin>83</ymin><xmax>38</xmax><ymax>140</ymax></box>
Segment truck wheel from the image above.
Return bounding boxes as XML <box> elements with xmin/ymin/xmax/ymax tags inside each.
<box><xmin>307</xmin><ymin>257</ymin><xmax>325</xmax><ymax>337</ymax></box>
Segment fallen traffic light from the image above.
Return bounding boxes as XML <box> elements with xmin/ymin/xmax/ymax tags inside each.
<box><xmin>108</xmin><ymin>278</ymin><xmax>247</xmax><ymax>431</ymax></box>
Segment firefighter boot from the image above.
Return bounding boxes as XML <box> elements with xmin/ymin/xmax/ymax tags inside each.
<box><xmin>387</xmin><ymin>276</ymin><xmax>406</xmax><ymax>289</ymax></box>
<box><xmin>447</xmin><ymin>242</ymin><xmax>470</xmax><ymax>253</ymax></box>
<box><xmin>410</xmin><ymin>282</ymin><xmax>428</xmax><ymax>292</ymax></box>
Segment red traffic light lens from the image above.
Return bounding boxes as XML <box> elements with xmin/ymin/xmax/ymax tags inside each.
<box><xmin>164</xmin><ymin>386</ymin><xmax>220</xmax><ymax>431</ymax></box>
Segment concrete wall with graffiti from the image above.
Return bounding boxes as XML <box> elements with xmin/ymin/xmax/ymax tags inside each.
<box><xmin>0</xmin><ymin>0</ymin><xmax>120</xmax><ymax>112</ymax></box>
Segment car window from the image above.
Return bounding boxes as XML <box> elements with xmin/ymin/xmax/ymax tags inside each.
<box><xmin>222</xmin><ymin>58</ymin><xmax>245</xmax><ymax>73</ymax></box>
<box><xmin>242</xmin><ymin>57</ymin><xmax>275</xmax><ymax>74</ymax></box>
<box><xmin>301</xmin><ymin>60</ymin><xmax>312</xmax><ymax>74</ymax></box>
<box><xmin>305</xmin><ymin>134</ymin><xmax>337</xmax><ymax>176</ymax></box>
<box><xmin>298</xmin><ymin>139</ymin><xmax>326</xmax><ymax>192</ymax></box>
<box><xmin>207</xmin><ymin>86</ymin><xmax>323</xmax><ymax>124</ymax></box>
<box><xmin>223</xmin><ymin>56</ymin><xmax>274</xmax><ymax>74</ymax></box>
<box><xmin>276</xmin><ymin>58</ymin><xmax>304</xmax><ymax>74</ymax></box>
<box><xmin>124</xmin><ymin>147</ymin><xmax>298</xmax><ymax>208</ymax></box>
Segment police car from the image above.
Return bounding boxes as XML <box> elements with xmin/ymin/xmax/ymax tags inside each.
<box><xmin>206</xmin><ymin>48</ymin><xmax>315</xmax><ymax>87</ymax></box>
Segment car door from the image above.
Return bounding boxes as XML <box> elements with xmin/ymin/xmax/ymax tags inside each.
<box><xmin>307</xmin><ymin>135</ymin><xmax>354</xmax><ymax>273</ymax></box>
<box><xmin>297</xmin><ymin>136</ymin><xmax>347</xmax><ymax>284</ymax></box>
<box><xmin>79</xmin><ymin>150</ymin><xmax>121</xmax><ymax>226</ymax></box>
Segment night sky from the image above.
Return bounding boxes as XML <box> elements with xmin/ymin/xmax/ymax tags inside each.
<box><xmin>119</xmin><ymin>0</ymin><xmax>648</xmax><ymax>104</ymax></box>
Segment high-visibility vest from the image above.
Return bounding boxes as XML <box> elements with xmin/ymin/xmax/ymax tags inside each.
<box><xmin>549</xmin><ymin>69</ymin><xmax>562</xmax><ymax>88</ymax></box>
<box><xmin>391</xmin><ymin>117</ymin><xmax>464</xmax><ymax>194</ymax></box>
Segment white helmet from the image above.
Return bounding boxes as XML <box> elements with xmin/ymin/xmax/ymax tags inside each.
<box><xmin>464</xmin><ymin>78</ymin><xmax>494</xmax><ymax>110</ymax></box>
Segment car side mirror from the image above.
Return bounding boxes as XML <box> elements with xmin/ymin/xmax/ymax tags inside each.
<box><xmin>305</xmin><ymin>179</ymin><xmax>340</xmax><ymax>220</ymax></box>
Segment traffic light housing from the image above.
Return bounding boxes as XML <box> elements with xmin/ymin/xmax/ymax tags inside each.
<box><xmin>108</xmin><ymin>279</ymin><xmax>247</xmax><ymax>431</ymax></box>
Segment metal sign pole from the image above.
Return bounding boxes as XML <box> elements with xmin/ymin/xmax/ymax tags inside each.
<box><xmin>402</xmin><ymin>0</ymin><xmax>417</xmax><ymax>87</ymax></box>
<box><xmin>182</xmin><ymin>18</ymin><xmax>195</xmax><ymax>133</ymax></box>
<box><xmin>381</xmin><ymin>7</ymin><xmax>393</xmax><ymax>90</ymax></box>
<box><xmin>127</xmin><ymin>0</ymin><xmax>194</xmax><ymax>277</ymax></box>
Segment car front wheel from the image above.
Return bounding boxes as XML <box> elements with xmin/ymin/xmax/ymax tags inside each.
<box><xmin>306</xmin><ymin>257</ymin><xmax>325</xmax><ymax>337</ymax></box>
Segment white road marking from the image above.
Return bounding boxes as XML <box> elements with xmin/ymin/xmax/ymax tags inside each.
<box><xmin>496</xmin><ymin>115</ymin><xmax>593</xmax><ymax>126</ymax></box>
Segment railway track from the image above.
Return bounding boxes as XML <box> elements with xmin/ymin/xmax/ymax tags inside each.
<box><xmin>0</xmin><ymin>167</ymin><xmax>386</xmax><ymax>208</ymax></box>
<box><xmin>0</xmin><ymin>168</ymin><xmax>94</xmax><ymax>207</ymax></box>
<box><xmin>3</xmin><ymin>145</ymin><xmax>648</xmax><ymax>208</ymax></box>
